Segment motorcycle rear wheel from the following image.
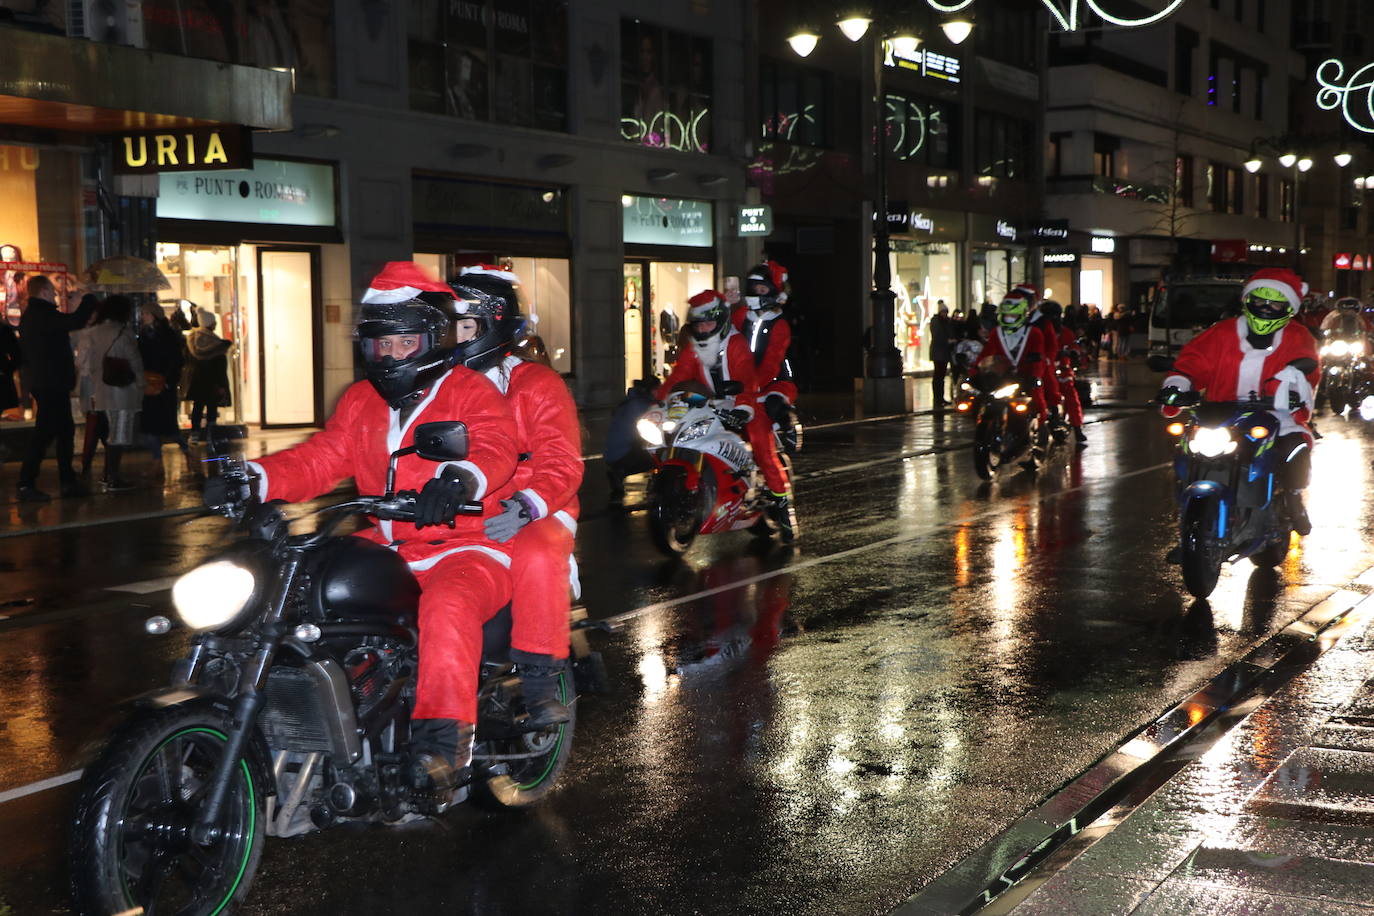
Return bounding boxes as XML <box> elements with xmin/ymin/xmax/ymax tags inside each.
<box><xmin>1180</xmin><ymin>504</ymin><xmax>1222</xmax><ymax>599</ymax></box>
<box><xmin>473</xmin><ymin>670</ymin><xmax>575</xmax><ymax>809</ymax></box>
<box><xmin>648</xmin><ymin>470</ymin><xmax>701</xmax><ymax>555</ymax></box>
<box><xmin>69</xmin><ymin>703</ymin><xmax>265</xmax><ymax>916</ymax></box>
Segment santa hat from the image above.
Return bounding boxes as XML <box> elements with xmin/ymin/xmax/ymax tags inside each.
<box><xmin>460</xmin><ymin>263</ymin><xmax>521</xmax><ymax>285</ymax></box>
<box><xmin>998</xmin><ymin>289</ymin><xmax>1031</xmax><ymax>305</ymax></box>
<box><xmin>1242</xmin><ymin>268</ymin><xmax>1308</xmax><ymax>312</ymax></box>
<box><xmin>687</xmin><ymin>289</ymin><xmax>724</xmax><ymax>314</ymax></box>
<box><xmin>1013</xmin><ymin>283</ymin><xmax>1040</xmax><ymax>303</ymax></box>
<box><xmin>360</xmin><ymin>261</ymin><xmax>453</xmax><ymax>304</ymax></box>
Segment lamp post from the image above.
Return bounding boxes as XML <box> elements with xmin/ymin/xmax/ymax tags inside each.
<box><xmin>1246</xmin><ymin>141</ymin><xmax>1347</xmax><ymax>273</ymax></box>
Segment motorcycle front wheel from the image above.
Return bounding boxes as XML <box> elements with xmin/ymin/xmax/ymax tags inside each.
<box><xmin>648</xmin><ymin>468</ymin><xmax>702</xmax><ymax>555</ymax></box>
<box><xmin>973</xmin><ymin>407</ymin><xmax>1004</xmax><ymax>480</ymax></box>
<box><xmin>69</xmin><ymin>703</ymin><xmax>265</xmax><ymax>916</ymax></box>
<box><xmin>1180</xmin><ymin>499</ymin><xmax>1223</xmax><ymax>598</ymax></box>
<box><xmin>474</xmin><ymin>670</ymin><xmax>576</xmax><ymax>809</ymax></box>
<box><xmin>1328</xmin><ymin>387</ymin><xmax>1348</xmax><ymax>415</ymax></box>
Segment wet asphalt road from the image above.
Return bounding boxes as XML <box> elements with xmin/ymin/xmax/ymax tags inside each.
<box><xmin>4</xmin><ymin>382</ymin><xmax>1374</xmax><ymax>915</ymax></box>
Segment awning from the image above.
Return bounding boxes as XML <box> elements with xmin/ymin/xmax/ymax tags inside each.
<box><xmin>0</xmin><ymin>28</ymin><xmax>292</xmax><ymax>133</ymax></box>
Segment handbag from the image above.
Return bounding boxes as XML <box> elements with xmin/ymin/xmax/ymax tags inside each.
<box><xmin>101</xmin><ymin>333</ymin><xmax>135</xmax><ymax>387</ymax></box>
<box><xmin>144</xmin><ymin>371</ymin><xmax>167</xmax><ymax>396</ymax></box>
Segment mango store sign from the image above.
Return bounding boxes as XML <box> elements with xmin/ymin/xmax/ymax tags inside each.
<box><xmin>623</xmin><ymin>196</ymin><xmax>714</xmax><ymax>247</ymax></box>
<box><xmin>157</xmin><ymin>159</ymin><xmax>337</xmax><ymax>227</ymax></box>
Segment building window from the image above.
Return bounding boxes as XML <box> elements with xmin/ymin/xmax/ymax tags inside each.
<box><xmin>975</xmin><ymin>111</ymin><xmax>1034</xmax><ymax>179</ymax></box>
<box><xmin>1094</xmin><ymin>134</ymin><xmax>1118</xmax><ymax>177</ymax></box>
<box><xmin>1175</xmin><ymin>155</ymin><xmax>1195</xmax><ymax>207</ymax></box>
<box><xmin>1225</xmin><ymin>167</ymin><xmax>1244</xmax><ymax>214</ymax></box>
<box><xmin>885</xmin><ymin>94</ymin><xmax>957</xmax><ymax>169</ymax></box>
<box><xmin>1280</xmin><ymin>178</ymin><xmax>1295</xmax><ymax>222</ymax></box>
<box><xmin>621</xmin><ymin>19</ymin><xmax>713</xmax><ymax>153</ymax></box>
<box><xmin>1049</xmin><ymin>133</ymin><xmax>1068</xmax><ymax>177</ymax></box>
<box><xmin>1175</xmin><ymin>26</ymin><xmax>1197</xmax><ymax>96</ymax></box>
<box><xmin>760</xmin><ymin>58</ymin><xmax>830</xmax><ymax>148</ymax></box>
<box><xmin>1256</xmin><ymin>172</ymin><xmax>1269</xmax><ymax>218</ymax></box>
<box><xmin>408</xmin><ymin>0</ymin><xmax>569</xmax><ymax>129</ymax></box>
<box><xmin>973</xmin><ymin>4</ymin><xmax>1038</xmax><ymax>71</ymax></box>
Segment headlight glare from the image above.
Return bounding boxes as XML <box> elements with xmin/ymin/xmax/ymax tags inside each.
<box><xmin>172</xmin><ymin>561</ymin><xmax>257</xmax><ymax>631</ymax></box>
<box><xmin>1328</xmin><ymin>340</ymin><xmax>1350</xmax><ymax>357</ymax></box>
<box><xmin>992</xmin><ymin>383</ymin><xmax>1019</xmax><ymax>399</ymax></box>
<box><xmin>1190</xmin><ymin>426</ymin><xmax>1236</xmax><ymax>458</ymax></box>
<box><xmin>636</xmin><ymin>417</ymin><xmax>664</xmax><ymax>446</ymax></box>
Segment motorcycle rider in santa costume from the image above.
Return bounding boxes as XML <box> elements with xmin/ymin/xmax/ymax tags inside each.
<box><xmin>969</xmin><ymin>290</ymin><xmax>1062</xmax><ymax>466</ymax></box>
<box><xmin>1158</xmin><ymin>267</ymin><xmax>1321</xmax><ymax>536</ymax></box>
<box><xmin>657</xmin><ymin>289</ymin><xmax>797</xmax><ymax>540</ymax></box>
<box><xmin>211</xmin><ymin>261</ymin><xmax>520</xmax><ymax>794</ymax></box>
<box><xmin>732</xmin><ymin>261</ymin><xmax>799</xmax><ymax>451</ymax></box>
<box><xmin>451</xmin><ymin>264</ymin><xmax>583</xmax><ymax>729</ymax></box>
<box><xmin>1036</xmin><ymin>300</ymin><xmax>1089</xmax><ymax>447</ymax></box>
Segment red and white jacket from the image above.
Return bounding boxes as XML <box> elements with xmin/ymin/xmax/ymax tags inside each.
<box><xmin>730</xmin><ymin>305</ymin><xmax>797</xmax><ymax>403</ymax></box>
<box><xmin>1164</xmin><ymin>316</ymin><xmax>1321</xmax><ymax>439</ymax></box>
<box><xmin>971</xmin><ymin>324</ymin><xmax>1062</xmax><ymax>403</ymax></box>
<box><xmin>483</xmin><ymin>356</ymin><xmax>582</xmax><ymax>534</ymax></box>
<box><xmin>655</xmin><ymin>330</ymin><xmax>761</xmax><ymax>418</ymax></box>
<box><xmin>249</xmin><ymin>368</ymin><xmax>518</xmax><ymax>570</ymax></box>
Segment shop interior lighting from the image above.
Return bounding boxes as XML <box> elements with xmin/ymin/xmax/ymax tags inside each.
<box><xmin>838</xmin><ymin>16</ymin><xmax>872</xmax><ymax>41</ymax></box>
<box><xmin>1278</xmin><ymin>153</ymin><xmax>1298</xmax><ymax>167</ymax></box>
<box><xmin>1244</xmin><ymin>157</ymin><xmax>1262</xmax><ymax>173</ymax></box>
<box><xmin>1358</xmin><ymin>177</ymin><xmax>1368</xmax><ymax>190</ymax></box>
<box><xmin>941</xmin><ymin>18</ymin><xmax>974</xmax><ymax>43</ymax></box>
<box><xmin>1298</xmin><ymin>157</ymin><xmax>1314</xmax><ymax>172</ymax></box>
<box><xmin>787</xmin><ymin>30</ymin><xmax>820</xmax><ymax>56</ymax></box>
<box><xmin>1335</xmin><ymin>151</ymin><xmax>1354</xmax><ymax>167</ymax></box>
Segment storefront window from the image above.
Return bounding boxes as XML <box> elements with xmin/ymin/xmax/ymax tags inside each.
<box><xmin>760</xmin><ymin>57</ymin><xmax>830</xmax><ymax>148</ymax></box>
<box><xmin>621</xmin><ymin>19</ymin><xmax>712</xmax><ymax>152</ymax></box>
<box><xmin>623</xmin><ymin>260</ymin><xmax>715</xmax><ymax>389</ymax></box>
<box><xmin>890</xmin><ymin>242</ymin><xmax>958</xmax><ymax>373</ymax></box>
<box><xmin>971</xmin><ymin>247</ymin><xmax>1026</xmax><ymax>308</ymax></box>
<box><xmin>409</xmin><ymin>0</ymin><xmax>569</xmax><ymax>129</ymax></box>
<box><xmin>1</xmin><ymin>144</ymin><xmax>95</xmax><ymax>324</ymax></box>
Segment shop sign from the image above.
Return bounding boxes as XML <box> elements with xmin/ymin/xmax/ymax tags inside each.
<box><xmin>880</xmin><ymin>200</ymin><xmax>914</xmax><ymax>231</ymax></box>
<box><xmin>1210</xmin><ymin>239</ymin><xmax>1247</xmax><ymax>263</ymax></box>
<box><xmin>995</xmin><ymin>219</ymin><xmax>1017</xmax><ymax>240</ymax></box>
<box><xmin>413</xmin><ymin>175</ymin><xmax>565</xmax><ymax>236</ymax></box>
<box><xmin>1090</xmin><ymin>235</ymin><xmax>1116</xmax><ymax>254</ymax></box>
<box><xmin>0</xmin><ymin>259</ymin><xmax>67</xmax><ymax>273</ymax></box>
<box><xmin>114</xmin><ymin>127</ymin><xmax>252</xmax><ymax>175</ymax></box>
<box><xmin>971</xmin><ymin>214</ymin><xmax>1021</xmax><ymax>244</ymax></box>
<box><xmin>1024</xmin><ymin>220</ymin><xmax>1070</xmax><ymax>242</ymax></box>
<box><xmin>887</xmin><ymin>45</ymin><xmax>962</xmax><ymax>84</ymax></box>
<box><xmin>623</xmin><ymin>195</ymin><xmax>714</xmax><ymax>247</ymax></box>
<box><xmin>1335</xmin><ymin>252</ymin><xmax>1353</xmax><ymax>270</ymax></box>
<box><xmin>1043</xmin><ymin>250</ymin><xmax>1078</xmax><ymax>265</ymax></box>
<box><xmin>1357</xmin><ymin>254</ymin><xmax>1368</xmax><ymax>271</ymax></box>
<box><xmin>737</xmin><ymin>205</ymin><xmax>772</xmax><ymax>237</ymax></box>
<box><xmin>157</xmin><ymin>159</ymin><xmax>337</xmax><ymax>227</ymax></box>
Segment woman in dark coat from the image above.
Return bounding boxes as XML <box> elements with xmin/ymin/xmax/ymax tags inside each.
<box><xmin>184</xmin><ymin>308</ymin><xmax>232</xmax><ymax>438</ymax></box>
<box><xmin>138</xmin><ymin>302</ymin><xmax>195</xmax><ymax>480</ymax></box>
<box><xmin>0</xmin><ymin>320</ymin><xmax>18</xmax><ymax>416</ymax></box>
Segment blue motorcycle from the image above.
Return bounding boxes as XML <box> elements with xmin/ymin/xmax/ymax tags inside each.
<box><xmin>1165</xmin><ymin>396</ymin><xmax>1294</xmax><ymax>598</ymax></box>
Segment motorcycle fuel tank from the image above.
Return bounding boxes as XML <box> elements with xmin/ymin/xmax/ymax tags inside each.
<box><xmin>309</xmin><ymin>537</ymin><xmax>421</xmax><ymax>624</ymax></box>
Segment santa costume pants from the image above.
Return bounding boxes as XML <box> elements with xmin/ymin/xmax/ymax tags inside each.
<box><xmin>509</xmin><ymin>517</ymin><xmax>575</xmax><ymax>660</ymax></box>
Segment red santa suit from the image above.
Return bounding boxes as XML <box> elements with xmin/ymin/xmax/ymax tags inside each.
<box><xmin>970</xmin><ymin>323</ymin><xmax>1061</xmax><ymax>421</ymax></box>
<box><xmin>656</xmin><ymin>328</ymin><xmax>789</xmax><ymax>494</ymax></box>
<box><xmin>249</xmin><ymin>369</ymin><xmax>518</xmax><ymax>723</ymax></box>
<box><xmin>1045</xmin><ymin>322</ymin><xmax>1084</xmax><ymax>427</ymax></box>
<box><xmin>484</xmin><ymin>355</ymin><xmax>582</xmax><ymax>661</ymax></box>
<box><xmin>730</xmin><ymin>305</ymin><xmax>798</xmax><ymax>407</ymax></box>
<box><xmin>1164</xmin><ymin>316</ymin><xmax>1321</xmax><ymax>440</ymax></box>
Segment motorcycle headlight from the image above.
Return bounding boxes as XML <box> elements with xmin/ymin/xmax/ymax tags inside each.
<box><xmin>172</xmin><ymin>561</ymin><xmax>257</xmax><ymax>631</ymax></box>
<box><xmin>1353</xmin><ymin>341</ymin><xmax>1366</xmax><ymax>356</ymax></box>
<box><xmin>992</xmin><ymin>383</ymin><xmax>1020</xmax><ymax>399</ymax></box>
<box><xmin>1329</xmin><ymin>340</ymin><xmax>1350</xmax><ymax>357</ymax></box>
<box><xmin>1190</xmin><ymin>426</ymin><xmax>1236</xmax><ymax>458</ymax></box>
<box><xmin>674</xmin><ymin>418</ymin><xmax>715</xmax><ymax>444</ymax></box>
<box><xmin>636</xmin><ymin>417</ymin><xmax>664</xmax><ymax>447</ymax></box>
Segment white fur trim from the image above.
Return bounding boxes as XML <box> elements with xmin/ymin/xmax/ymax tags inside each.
<box><xmin>1162</xmin><ymin>374</ymin><xmax>1193</xmax><ymax>392</ymax></box>
<box><xmin>1269</xmin><ymin>364</ymin><xmax>1314</xmax><ymax>413</ymax></box>
<box><xmin>245</xmin><ymin>461</ymin><xmax>269</xmax><ymax>502</ymax></box>
<box><xmin>406</xmin><ymin>543</ymin><xmax>511</xmax><ymax>571</ymax></box>
<box><xmin>1241</xmin><ymin>278</ymin><xmax>1300</xmax><ymax>313</ymax></box>
<box><xmin>438</xmin><ymin>459</ymin><xmax>488</xmax><ymax>500</ymax></box>
<box><xmin>554</xmin><ymin>509</ymin><xmax>577</xmax><ymax>535</ymax></box>
<box><xmin>520</xmin><ymin>488</ymin><xmax>549</xmax><ymax>520</ymax></box>
<box><xmin>482</xmin><ymin>355</ymin><xmax>522</xmax><ymax>395</ymax></box>
<box><xmin>1235</xmin><ymin>317</ymin><xmax>1280</xmax><ymax>400</ymax></box>
<box><xmin>732</xmin><ymin>402</ymin><xmax>756</xmax><ymax>420</ymax></box>
<box><xmin>379</xmin><ymin>518</ymin><xmax>394</xmax><ymax>543</ymax></box>
<box><xmin>568</xmin><ymin>552</ymin><xmax>581</xmax><ymax>601</ymax></box>
<box><xmin>361</xmin><ymin>285</ymin><xmax>425</xmax><ymax>304</ymax></box>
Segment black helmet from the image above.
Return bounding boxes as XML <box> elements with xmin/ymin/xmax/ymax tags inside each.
<box><xmin>743</xmin><ymin>260</ymin><xmax>788</xmax><ymax>311</ymax></box>
<box><xmin>450</xmin><ymin>266</ymin><xmax>526</xmax><ymax>372</ymax></box>
<box><xmin>687</xmin><ymin>289</ymin><xmax>730</xmax><ymax>342</ymax></box>
<box><xmin>356</xmin><ymin>296</ymin><xmax>454</xmax><ymax>409</ymax></box>
<box><xmin>1038</xmin><ymin>300</ymin><xmax>1063</xmax><ymax>323</ymax></box>
<box><xmin>1337</xmin><ymin>296</ymin><xmax>1361</xmax><ymax>311</ymax></box>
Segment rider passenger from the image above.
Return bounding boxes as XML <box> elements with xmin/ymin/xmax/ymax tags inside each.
<box><xmin>1037</xmin><ymin>300</ymin><xmax>1089</xmax><ymax>447</ymax></box>
<box><xmin>1157</xmin><ymin>267</ymin><xmax>1321</xmax><ymax>535</ymax></box>
<box><xmin>449</xmin><ymin>264</ymin><xmax>583</xmax><ymax>729</ymax></box>
<box><xmin>732</xmin><ymin>261</ymin><xmax>798</xmax><ymax>444</ymax></box>
<box><xmin>225</xmin><ymin>261</ymin><xmax>519</xmax><ymax>791</ymax></box>
<box><xmin>657</xmin><ymin>289</ymin><xmax>796</xmax><ymax>540</ymax></box>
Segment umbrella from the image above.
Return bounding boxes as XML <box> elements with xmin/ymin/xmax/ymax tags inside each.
<box><xmin>85</xmin><ymin>256</ymin><xmax>171</xmax><ymax>293</ymax></box>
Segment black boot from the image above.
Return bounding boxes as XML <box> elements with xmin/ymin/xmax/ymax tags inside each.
<box><xmin>767</xmin><ymin>490</ymin><xmax>797</xmax><ymax>543</ymax></box>
<box><xmin>1286</xmin><ymin>491</ymin><xmax>1313</xmax><ymax>537</ymax></box>
<box><xmin>513</xmin><ymin>651</ymin><xmax>572</xmax><ymax>730</ymax></box>
<box><xmin>1074</xmin><ymin>426</ymin><xmax>1088</xmax><ymax>448</ymax></box>
<box><xmin>409</xmin><ymin>718</ymin><xmax>474</xmax><ymax>797</ymax></box>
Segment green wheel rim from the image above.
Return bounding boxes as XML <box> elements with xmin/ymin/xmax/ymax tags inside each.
<box><xmin>517</xmin><ymin>672</ymin><xmax>568</xmax><ymax>790</ymax></box>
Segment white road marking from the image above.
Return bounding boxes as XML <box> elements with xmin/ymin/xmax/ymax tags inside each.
<box><xmin>0</xmin><ymin>769</ymin><xmax>83</xmax><ymax>804</ymax></box>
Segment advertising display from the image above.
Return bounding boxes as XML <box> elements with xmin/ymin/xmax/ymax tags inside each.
<box><xmin>623</xmin><ymin>195</ymin><xmax>714</xmax><ymax>248</ymax></box>
<box><xmin>157</xmin><ymin>159</ymin><xmax>337</xmax><ymax>228</ymax></box>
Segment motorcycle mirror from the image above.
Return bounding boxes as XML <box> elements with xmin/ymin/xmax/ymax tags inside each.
<box><xmin>411</xmin><ymin>421</ymin><xmax>470</xmax><ymax>462</ymax></box>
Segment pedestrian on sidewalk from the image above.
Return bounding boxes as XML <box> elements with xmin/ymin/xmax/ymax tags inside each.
<box><xmin>80</xmin><ymin>295</ymin><xmax>143</xmax><ymax>491</ymax></box>
<box><xmin>0</xmin><ymin>317</ymin><xmax>18</xmax><ymax>419</ymax></box>
<box><xmin>184</xmin><ymin>308</ymin><xmax>231</xmax><ymax>440</ymax></box>
<box><xmin>72</xmin><ymin>307</ymin><xmax>108</xmax><ymax>476</ymax></box>
<box><xmin>137</xmin><ymin>302</ymin><xmax>195</xmax><ymax>482</ymax></box>
<box><xmin>16</xmin><ymin>275</ymin><xmax>96</xmax><ymax>502</ymax></box>
<box><xmin>928</xmin><ymin>303</ymin><xmax>952</xmax><ymax>407</ymax></box>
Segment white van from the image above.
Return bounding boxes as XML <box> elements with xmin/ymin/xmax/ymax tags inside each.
<box><xmin>1146</xmin><ymin>277</ymin><xmax>1244</xmax><ymax>371</ymax></box>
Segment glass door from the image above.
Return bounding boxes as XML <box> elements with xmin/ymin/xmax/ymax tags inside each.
<box><xmin>624</xmin><ymin>261</ymin><xmax>646</xmax><ymax>390</ymax></box>
<box><xmin>257</xmin><ymin>247</ymin><xmax>320</xmax><ymax>427</ymax></box>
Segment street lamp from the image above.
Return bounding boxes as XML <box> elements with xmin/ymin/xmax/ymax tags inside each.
<box><xmin>787</xmin><ymin>9</ymin><xmax>972</xmax><ymax>390</ymax></box>
<box><xmin>1245</xmin><ymin>138</ymin><xmax>1351</xmax><ymax>271</ymax></box>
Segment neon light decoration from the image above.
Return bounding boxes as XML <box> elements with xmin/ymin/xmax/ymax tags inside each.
<box><xmin>924</xmin><ymin>0</ymin><xmax>1185</xmax><ymax>31</ymax></box>
<box><xmin>1315</xmin><ymin>58</ymin><xmax>1374</xmax><ymax>133</ymax></box>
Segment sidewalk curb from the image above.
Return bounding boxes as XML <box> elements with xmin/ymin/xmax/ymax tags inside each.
<box><xmin>893</xmin><ymin>568</ymin><xmax>1374</xmax><ymax>916</ymax></box>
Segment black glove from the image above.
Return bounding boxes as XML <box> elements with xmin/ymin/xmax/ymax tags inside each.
<box><xmin>413</xmin><ymin>476</ymin><xmax>468</xmax><ymax>529</ymax></box>
<box><xmin>721</xmin><ymin>408</ymin><xmax>751</xmax><ymax>432</ymax></box>
<box><xmin>202</xmin><ymin>473</ymin><xmax>250</xmax><ymax>509</ymax></box>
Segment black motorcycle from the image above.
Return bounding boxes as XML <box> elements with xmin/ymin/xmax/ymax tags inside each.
<box><xmin>1318</xmin><ymin>330</ymin><xmax>1371</xmax><ymax>416</ymax></box>
<box><xmin>69</xmin><ymin>422</ymin><xmax>605</xmax><ymax>916</ymax></box>
<box><xmin>956</xmin><ymin>357</ymin><xmax>1045</xmax><ymax>479</ymax></box>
